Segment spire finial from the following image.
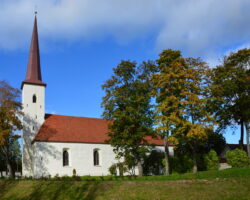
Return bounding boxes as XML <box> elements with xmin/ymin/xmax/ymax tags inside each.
<box><xmin>34</xmin><ymin>5</ymin><xmax>38</xmax><ymax>15</ymax></box>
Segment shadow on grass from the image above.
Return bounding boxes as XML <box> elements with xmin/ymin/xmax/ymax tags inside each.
<box><xmin>0</xmin><ymin>180</ymin><xmax>18</xmax><ymax>199</ymax></box>
<box><xmin>0</xmin><ymin>180</ymin><xmax>107</xmax><ymax>200</ymax></box>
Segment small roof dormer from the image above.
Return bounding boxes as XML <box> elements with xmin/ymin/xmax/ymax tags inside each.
<box><xmin>22</xmin><ymin>15</ymin><xmax>46</xmax><ymax>89</ymax></box>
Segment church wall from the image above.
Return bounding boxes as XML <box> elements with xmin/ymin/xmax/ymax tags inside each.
<box><xmin>22</xmin><ymin>84</ymin><xmax>45</xmax><ymax>177</ymax></box>
<box><xmin>33</xmin><ymin>141</ymin><xmax>173</xmax><ymax>177</ymax></box>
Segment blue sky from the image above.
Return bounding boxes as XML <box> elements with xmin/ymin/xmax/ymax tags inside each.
<box><xmin>1</xmin><ymin>0</ymin><xmax>250</xmax><ymax>144</ymax></box>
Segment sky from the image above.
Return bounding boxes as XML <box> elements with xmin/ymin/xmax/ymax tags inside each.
<box><xmin>1</xmin><ymin>0</ymin><xmax>250</xmax><ymax>144</ymax></box>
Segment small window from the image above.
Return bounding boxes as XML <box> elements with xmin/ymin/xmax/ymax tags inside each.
<box><xmin>93</xmin><ymin>150</ymin><xmax>99</xmax><ymax>166</ymax></box>
<box><xmin>63</xmin><ymin>150</ymin><xmax>69</xmax><ymax>166</ymax></box>
<box><xmin>33</xmin><ymin>95</ymin><xmax>37</xmax><ymax>103</ymax></box>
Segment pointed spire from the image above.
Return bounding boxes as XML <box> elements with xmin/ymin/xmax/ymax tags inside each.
<box><xmin>22</xmin><ymin>15</ymin><xmax>46</xmax><ymax>88</ymax></box>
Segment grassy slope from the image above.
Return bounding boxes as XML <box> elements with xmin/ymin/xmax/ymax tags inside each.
<box><xmin>0</xmin><ymin>168</ymin><xmax>250</xmax><ymax>200</ymax></box>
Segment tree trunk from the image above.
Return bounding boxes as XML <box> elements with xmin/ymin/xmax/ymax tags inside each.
<box><xmin>239</xmin><ymin>120</ymin><xmax>244</xmax><ymax>149</ymax></box>
<box><xmin>192</xmin><ymin>149</ymin><xmax>197</xmax><ymax>173</ymax></box>
<box><xmin>137</xmin><ymin>160</ymin><xmax>143</xmax><ymax>177</ymax></box>
<box><xmin>6</xmin><ymin>159</ymin><xmax>14</xmax><ymax>178</ymax></box>
<box><xmin>245</xmin><ymin>123</ymin><xmax>250</xmax><ymax>159</ymax></box>
<box><xmin>164</xmin><ymin>135</ymin><xmax>170</xmax><ymax>175</ymax></box>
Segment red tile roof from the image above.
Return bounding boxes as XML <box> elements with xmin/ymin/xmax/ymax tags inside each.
<box><xmin>33</xmin><ymin>114</ymin><xmax>165</xmax><ymax>146</ymax></box>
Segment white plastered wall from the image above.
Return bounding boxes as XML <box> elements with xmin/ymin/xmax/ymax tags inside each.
<box><xmin>22</xmin><ymin>84</ymin><xmax>45</xmax><ymax>177</ymax></box>
<box><xmin>33</xmin><ymin>141</ymin><xmax>173</xmax><ymax>177</ymax></box>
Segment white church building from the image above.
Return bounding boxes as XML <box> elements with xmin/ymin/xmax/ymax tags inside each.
<box><xmin>22</xmin><ymin>16</ymin><xmax>173</xmax><ymax>177</ymax></box>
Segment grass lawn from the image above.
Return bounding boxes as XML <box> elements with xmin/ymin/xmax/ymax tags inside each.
<box><xmin>0</xmin><ymin>168</ymin><xmax>250</xmax><ymax>200</ymax></box>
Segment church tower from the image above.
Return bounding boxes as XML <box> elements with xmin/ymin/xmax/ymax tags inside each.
<box><xmin>22</xmin><ymin>15</ymin><xmax>46</xmax><ymax>177</ymax></box>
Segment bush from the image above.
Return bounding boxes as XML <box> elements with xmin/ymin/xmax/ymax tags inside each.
<box><xmin>170</xmin><ymin>154</ymin><xmax>193</xmax><ymax>174</ymax></box>
<box><xmin>204</xmin><ymin>150</ymin><xmax>219</xmax><ymax>170</ymax></box>
<box><xmin>226</xmin><ymin>149</ymin><xmax>249</xmax><ymax>168</ymax></box>
<box><xmin>143</xmin><ymin>150</ymin><xmax>164</xmax><ymax>175</ymax></box>
<box><xmin>109</xmin><ymin>163</ymin><xmax>128</xmax><ymax>176</ymax></box>
<box><xmin>72</xmin><ymin>169</ymin><xmax>76</xmax><ymax>177</ymax></box>
<box><xmin>109</xmin><ymin>164</ymin><xmax>117</xmax><ymax>176</ymax></box>
<box><xmin>117</xmin><ymin>162</ymin><xmax>128</xmax><ymax>176</ymax></box>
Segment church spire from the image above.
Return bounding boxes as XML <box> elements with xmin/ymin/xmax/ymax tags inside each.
<box><xmin>22</xmin><ymin>15</ymin><xmax>46</xmax><ymax>88</ymax></box>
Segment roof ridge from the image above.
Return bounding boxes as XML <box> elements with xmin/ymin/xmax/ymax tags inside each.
<box><xmin>45</xmin><ymin>113</ymin><xmax>106</xmax><ymax>120</ymax></box>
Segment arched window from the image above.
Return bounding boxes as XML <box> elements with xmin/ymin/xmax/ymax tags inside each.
<box><xmin>63</xmin><ymin>150</ymin><xmax>69</xmax><ymax>166</ymax></box>
<box><xmin>93</xmin><ymin>150</ymin><xmax>99</xmax><ymax>166</ymax></box>
<box><xmin>33</xmin><ymin>95</ymin><xmax>37</xmax><ymax>103</ymax></box>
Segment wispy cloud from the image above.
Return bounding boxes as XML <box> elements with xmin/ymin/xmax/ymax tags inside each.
<box><xmin>0</xmin><ymin>0</ymin><xmax>249</xmax><ymax>64</ymax></box>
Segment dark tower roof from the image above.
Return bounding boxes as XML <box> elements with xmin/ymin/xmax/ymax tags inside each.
<box><xmin>22</xmin><ymin>15</ymin><xmax>46</xmax><ymax>88</ymax></box>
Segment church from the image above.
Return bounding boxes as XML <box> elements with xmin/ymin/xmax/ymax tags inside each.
<box><xmin>22</xmin><ymin>16</ymin><xmax>173</xmax><ymax>177</ymax></box>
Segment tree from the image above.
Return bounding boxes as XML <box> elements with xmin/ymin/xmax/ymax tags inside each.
<box><xmin>102</xmin><ymin>60</ymin><xmax>156</xmax><ymax>176</ymax></box>
<box><xmin>211</xmin><ymin>49</ymin><xmax>250</xmax><ymax>157</ymax></box>
<box><xmin>152</xmin><ymin>49</ymin><xmax>187</xmax><ymax>175</ymax></box>
<box><xmin>0</xmin><ymin>151</ymin><xmax>6</xmax><ymax>177</ymax></box>
<box><xmin>0</xmin><ymin>81</ymin><xmax>22</xmax><ymax>178</ymax></box>
<box><xmin>152</xmin><ymin>49</ymin><xmax>215</xmax><ymax>173</ymax></box>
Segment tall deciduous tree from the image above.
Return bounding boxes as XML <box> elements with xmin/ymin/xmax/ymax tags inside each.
<box><xmin>152</xmin><ymin>50</ymin><xmax>186</xmax><ymax>175</ymax></box>
<box><xmin>0</xmin><ymin>81</ymin><xmax>22</xmax><ymax>178</ymax></box>
<box><xmin>102</xmin><ymin>60</ymin><xmax>156</xmax><ymax>176</ymax></box>
<box><xmin>152</xmin><ymin>49</ymin><xmax>215</xmax><ymax>173</ymax></box>
<box><xmin>211</xmin><ymin>48</ymin><xmax>250</xmax><ymax>156</ymax></box>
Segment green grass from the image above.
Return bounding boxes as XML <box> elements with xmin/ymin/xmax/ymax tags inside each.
<box><xmin>54</xmin><ymin>167</ymin><xmax>250</xmax><ymax>181</ymax></box>
<box><xmin>0</xmin><ymin>168</ymin><xmax>250</xmax><ymax>200</ymax></box>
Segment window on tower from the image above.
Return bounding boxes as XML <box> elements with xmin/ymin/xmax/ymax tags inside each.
<box><xmin>33</xmin><ymin>95</ymin><xmax>37</xmax><ymax>103</ymax></box>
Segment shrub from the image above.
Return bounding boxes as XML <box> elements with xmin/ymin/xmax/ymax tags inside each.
<box><xmin>143</xmin><ymin>150</ymin><xmax>164</xmax><ymax>175</ymax></box>
<box><xmin>204</xmin><ymin>149</ymin><xmax>219</xmax><ymax>170</ymax></box>
<box><xmin>117</xmin><ymin>162</ymin><xmax>127</xmax><ymax>176</ymax></box>
<box><xmin>109</xmin><ymin>164</ymin><xmax>117</xmax><ymax>176</ymax></box>
<box><xmin>109</xmin><ymin>163</ymin><xmax>128</xmax><ymax>176</ymax></box>
<box><xmin>53</xmin><ymin>173</ymin><xmax>60</xmax><ymax>180</ymax></box>
<box><xmin>73</xmin><ymin>176</ymin><xmax>81</xmax><ymax>181</ymax></box>
<box><xmin>61</xmin><ymin>175</ymin><xmax>71</xmax><ymax>181</ymax></box>
<box><xmin>72</xmin><ymin>169</ymin><xmax>76</xmax><ymax>177</ymax></box>
<box><xmin>170</xmin><ymin>154</ymin><xmax>193</xmax><ymax>174</ymax></box>
<box><xmin>226</xmin><ymin>149</ymin><xmax>249</xmax><ymax>168</ymax></box>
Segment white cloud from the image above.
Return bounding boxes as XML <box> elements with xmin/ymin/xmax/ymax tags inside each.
<box><xmin>0</xmin><ymin>0</ymin><xmax>249</xmax><ymax>64</ymax></box>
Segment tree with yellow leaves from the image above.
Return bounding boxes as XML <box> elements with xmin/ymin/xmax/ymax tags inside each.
<box><xmin>0</xmin><ymin>81</ymin><xmax>22</xmax><ymax>178</ymax></box>
<box><xmin>152</xmin><ymin>49</ymin><xmax>215</xmax><ymax>173</ymax></box>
